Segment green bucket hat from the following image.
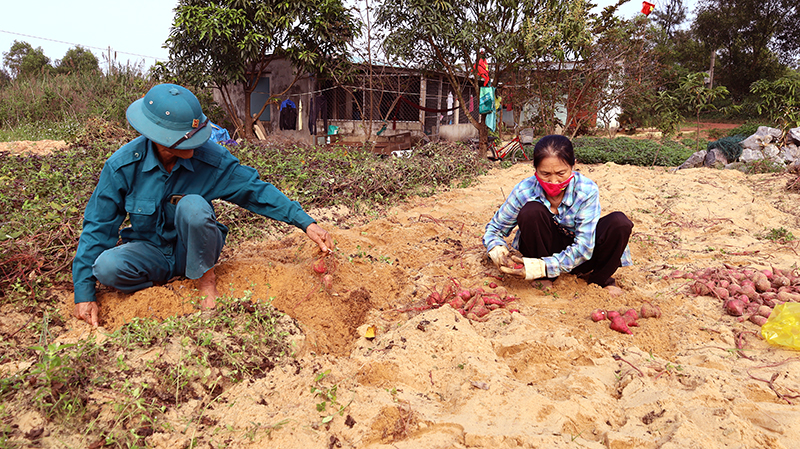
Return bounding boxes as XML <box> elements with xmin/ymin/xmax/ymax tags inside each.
<box><xmin>126</xmin><ymin>83</ymin><xmax>211</xmax><ymax>150</ymax></box>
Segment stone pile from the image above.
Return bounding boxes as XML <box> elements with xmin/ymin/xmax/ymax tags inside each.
<box><xmin>678</xmin><ymin>126</ymin><xmax>800</xmax><ymax>170</ymax></box>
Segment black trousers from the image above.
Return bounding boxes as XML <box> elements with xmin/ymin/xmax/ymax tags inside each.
<box><xmin>517</xmin><ymin>201</ymin><xmax>633</xmax><ymax>287</ymax></box>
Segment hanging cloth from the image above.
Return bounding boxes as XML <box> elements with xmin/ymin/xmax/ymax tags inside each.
<box><xmin>297</xmin><ymin>99</ymin><xmax>303</xmax><ymax>131</ymax></box>
<box><xmin>479</xmin><ymin>87</ymin><xmax>495</xmax><ymax>114</ymax></box>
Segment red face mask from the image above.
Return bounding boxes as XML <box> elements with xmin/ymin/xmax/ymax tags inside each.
<box><xmin>535</xmin><ymin>172</ymin><xmax>573</xmax><ymax>197</ymax></box>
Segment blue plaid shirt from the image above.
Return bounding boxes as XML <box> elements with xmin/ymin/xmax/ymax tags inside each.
<box><xmin>483</xmin><ymin>171</ymin><xmax>632</xmax><ymax>278</ymax></box>
<box><xmin>72</xmin><ymin>136</ymin><xmax>316</xmax><ymax>303</ymax></box>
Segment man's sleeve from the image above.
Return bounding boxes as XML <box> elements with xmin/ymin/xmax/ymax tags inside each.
<box><xmin>72</xmin><ymin>166</ymin><xmax>127</xmax><ymax>303</ymax></box>
<box><xmin>218</xmin><ymin>162</ymin><xmax>316</xmax><ymax>231</ymax></box>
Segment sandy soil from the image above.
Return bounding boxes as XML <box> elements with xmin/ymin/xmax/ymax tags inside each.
<box><xmin>47</xmin><ymin>157</ymin><xmax>800</xmax><ymax>448</ymax></box>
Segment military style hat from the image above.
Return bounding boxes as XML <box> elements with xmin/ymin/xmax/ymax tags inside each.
<box><xmin>126</xmin><ymin>83</ymin><xmax>211</xmax><ymax>149</ymax></box>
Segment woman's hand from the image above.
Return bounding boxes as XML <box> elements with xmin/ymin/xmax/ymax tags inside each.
<box><xmin>488</xmin><ymin>245</ymin><xmax>510</xmax><ymax>268</ymax></box>
<box><xmin>500</xmin><ymin>255</ymin><xmax>547</xmax><ymax>280</ymax></box>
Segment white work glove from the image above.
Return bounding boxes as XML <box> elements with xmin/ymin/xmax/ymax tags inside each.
<box><xmin>488</xmin><ymin>245</ymin><xmax>510</xmax><ymax>268</ymax></box>
<box><xmin>500</xmin><ymin>255</ymin><xmax>547</xmax><ymax>281</ymax></box>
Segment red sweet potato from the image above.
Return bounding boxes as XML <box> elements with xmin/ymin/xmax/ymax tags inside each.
<box><xmin>448</xmin><ymin>296</ymin><xmax>466</xmax><ymax>309</ymax></box>
<box><xmin>777</xmin><ymin>291</ymin><xmax>800</xmax><ymax>303</ymax></box>
<box><xmin>772</xmin><ymin>275</ymin><xmax>791</xmax><ymax>288</ymax></box>
<box><xmin>724</xmin><ymin>299</ymin><xmax>745</xmax><ymax>316</ymax></box>
<box><xmin>591</xmin><ymin>309</ymin><xmax>606</xmax><ymax>322</ymax></box>
<box><xmin>621</xmin><ymin>308</ymin><xmax>639</xmax><ymax>327</ymax></box>
<box><xmin>640</xmin><ymin>303</ymin><xmax>661</xmax><ymax>319</ymax></box>
<box><xmin>609</xmin><ymin>316</ymin><xmax>632</xmax><ymax>335</ymax></box>
<box><xmin>691</xmin><ymin>281</ymin><xmax>712</xmax><ymax>296</ymax></box>
<box><xmin>466</xmin><ymin>312</ymin><xmax>489</xmax><ymax>322</ymax></box>
<box><xmin>749</xmin><ymin>315</ymin><xmax>768</xmax><ymax>326</ymax></box>
<box><xmin>312</xmin><ymin>257</ymin><xmax>327</xmax><ymax>274</ymax></box>
<box><xmin>321</xmin><ymin>274</ymin><xmax>333</xmax><ymax>290</ymax></box>
<box><xmin>752</xmin><ymin>272</ymin><xmax>771</xmax><ymax>292</ymax></box>
<box><xmin>713</xmin><ymin>287</ymin><xmax>730</xmax><ymax>301</ymax></box>
<box><xmin>606</xmin><ymin>310</ymin><xmax>621</xmax><ymax>320</ymax></box>
<box><xmin>757</xmin><ymin>305</ymin><xmax>773</xmax><ymax>318</ymax></box>
<box><xmin>483</xmin><ymin>295</ymin><xmax>506</xmax><ymax>306</ymax></box>
<box><xmin>488</xmin><ymin>282</ymin><xmax>498</xmax><ymax>289</ymax></box>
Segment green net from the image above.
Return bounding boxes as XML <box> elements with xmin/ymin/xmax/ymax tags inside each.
<box><xmin>707</xmin><ymin>135</ymin><xmax>746</xmax><ymax>161</ymax></box>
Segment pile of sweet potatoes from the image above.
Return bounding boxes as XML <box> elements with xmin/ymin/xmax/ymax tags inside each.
<box><xmin>591</xmin><ymin>303</ymin><xmax>662</xmax><ymax>335</ymax></box>
<box><xmin>670</xmin><ymin>264</ymin><xmax>800</xmax><ymax>326</ymax></box>
<box><xmin>399</xmin><ymin>279</ymin><xmax>519</xmax><ymax>322</ymax></box>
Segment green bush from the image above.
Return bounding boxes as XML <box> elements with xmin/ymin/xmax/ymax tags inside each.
<box><xmin>572</xmin><ymin>137</ymin><xmax>696</xmax><ymax>166</ymax></box>
<box><xmin>727</xmin><ymin>121</ymin><xmax>762</xmax><ymax>138</ymax></box>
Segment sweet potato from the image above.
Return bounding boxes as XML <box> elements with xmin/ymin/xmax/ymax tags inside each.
<box><xmin>757</xmin><ymin>305</ymin><xmax>773</xmax><ymax>318</ymax></box>
<box><xmin>691</xmin><ymin>281</ymin><xmax>712</xmax><ymax>296</ymax></box>
<box><xmin>727</xmin><ymin>283</ymin><xmax>743</xmax><ymax>297</ymax></box>
<box><xmin>312</xmin><ymin>257</ymin><xmax>327</xmax><ymax>274</ymax></box>
<box><xmin>471</xmin><ymin>304</ymin><xmax>490</xmax><ymax>318</ymax></box>
<box><xmin>772</xmin><ymin>275</ymin><xmax>791</xmax><ymax>288</ymax></box>
<box><xmin>609</xmin><ymin>316</ymin><xmax>632</xmax><ymax>335</ymax></box>
<box><xmin>640</xmin><ymin>303</ymin><xmax>661</xmax><ymax>319</ymax></box>
<box><xmin>724</xmin><ymin>299</ymin><xmax>745</xmax><ymax>316</ymax></box>
<box><xmin>488</xmin><ymin>282</ymin><xmax>498</xmax><ymax>289</ymax></box>
<box><xmin>466</xmin><ymin>312</ymin><xmax>489</xmax><ymax>322</ymax></box>
<box><xmin>777</xmin><ymin>291</ymin><xmax>800</xmax><ymax>303</ymax></box>
<box><xmin>448</xmin><ymin>296</ymin><xmax>466</xmax><ymax>310</ymax></box>
<box><xmin>752</xmin><ymin>272</ymin><xmax>771</xmax><ymax>292</ymax></box>
<box><xmin>749</xmin><ymin>315</ymin><xmax>768</xmax><ymax>326</ymax></box>
<box><xmin>591</xmin><ymin>309</ymin><xmax>606</xmax><ymax>322</ymax></box>
<box><xmin>606</xmin><ymin>310</ymin><xmax>621</xmax><ymax>320</ymax></box>
<box><xmin>713</xmin><ymin>287</ymin><xmax>730</xmax><ymax>301</ymax></box>
<box><xmin>321</xmin><ymin>274</ymin><xmax>333</xmax><ymax>290</ymax></box>
<box><xmin>741</xmin><ymin>284</ymin><xmax>759</xmax><ymax>301</ymax></box>
<box><xmin>483</xmin><ymin>295</ymin><xmax>505</xmax><ymax>306</ymax></box>
<box><xmin>620</xmin><ymin>308</ymin><xmax>639</xmax><ymax>327</ymax></box>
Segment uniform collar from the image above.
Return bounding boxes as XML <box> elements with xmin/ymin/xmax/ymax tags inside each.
<box><xmin>142</xmin><ymin>140</ymin><xmax>196</xmax><ymax>173</ymax></box>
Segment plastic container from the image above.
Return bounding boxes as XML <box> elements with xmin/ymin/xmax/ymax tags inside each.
<box><xmin>761</xmin><ymin>302</ymin><xmax>800</xmax><ymax>350</ymax></box>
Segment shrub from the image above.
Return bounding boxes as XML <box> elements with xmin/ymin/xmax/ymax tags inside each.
<box><xmin>573</xmin><ymin>137</ymin><xmax>695</xmax><ymax>166</ymax></box>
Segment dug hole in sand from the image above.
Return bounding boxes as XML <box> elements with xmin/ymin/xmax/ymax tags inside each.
<box><xmin>61</xmin><ymin>162</ymin><xmax>800</xmax><ymax>449</ymax></box>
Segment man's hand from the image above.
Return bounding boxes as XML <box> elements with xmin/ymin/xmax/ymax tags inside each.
<box><xmin>488</xmin><ymin>245</ymin><xmax>510</xmax><ymax>268</ymax></box>
<box><xmin>306</xmin><ymin>223</ymin><xmax>334</xmax><ymax>254</ymax></box>
<box><xmin>73</xmin><ymin>301</ymin><xmax>99</xmax><ymax>327</ymax></box>
<box><xmin>500</xmin><ymin>256</ymin><xmax>547</xmax><ymax>281</ymax></box>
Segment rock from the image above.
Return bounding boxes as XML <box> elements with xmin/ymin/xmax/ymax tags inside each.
<box><xmin>678</xmin><ymin>150</ymin><xmax>707</xmax><ymax>169</ymax></box>
<box><xmin>789</xmin><ymin>127</ymin><xmax>800</xmax><ymax>145</ymax></box>
<box><xmin>741</xmin><ymin>126</ymin><xmax>783</xmax><ymax>151</ymax></box>
<box><xmin>740</xmin><ymin>148</ymin><xmax>764</xmax><ymax>163</ymax></box>
<box><xmin>782</xmin><ymin>143</ymin><xmax>800</xmax><ymax>163</ymax></box>
<box><xmin>763</xmin><ymin>144</ymin><xmax>781</xmax><ymax>161</ymax></box>
<box><xmin>703</xmin><ymin>148</ymin><xmax>729</xmax><ymax>168</ymax></box>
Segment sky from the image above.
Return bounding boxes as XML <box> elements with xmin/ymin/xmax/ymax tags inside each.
<box><xmin>0</xmin><ymin>0</ymin><xmax>178</xmax><ymax>72</ymax></box>
<box><xmin>1</xmin><ymin>0</ymin><xmax>697</xmax><ymax>74</ymax></box>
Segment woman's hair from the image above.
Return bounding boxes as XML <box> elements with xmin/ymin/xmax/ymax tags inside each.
<box><xmin>533</xmin><ymin>135</ymin><xmax>575</xmax><ymax>168</ymax></box>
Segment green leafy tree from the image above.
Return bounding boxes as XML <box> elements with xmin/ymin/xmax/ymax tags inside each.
<box><xmin>522</xmin><ymin>1</ymin><xmax>663</xmax><ymax>138</ymax></box>
<box><xmin>375</xmin><ymin>0</ymin><xmax>552</xmax><ymax>154</ymax></box>
<box><xmin>2</xmin><ymin>40</ymin><xmax>51</xmax><ymax>78</ymax></box>
<box><xmin>693</xmin><ymin>0</ymin><xmax>796</xmax><ymax>100</ymax></box>
<box><xmin>0</xmin><ymin>68</ymin><xmax>10</xmax><ymax>88</ymax></box>
<box><xmin>679</xmin><ymin>72</ymin><xmax>729</xmax><ymax>150</ymax></box>
<box><xmin>650</xmin><ymin>0</ymin><xmax>687</xmax><ymax>41</ymax></box>
<box><xmin>55</xmin><ymin>46</ymin><xmax>100</xmax><ymax>74</ymax></box>
<box><xmin>166</xmin><ymin>0</ymin><xmax>358</xmax><ymax>140</ymax></box>
<box><xmin>750</xmin><ymin>70</ymin><xmax>800</xmax><ymax>132</ymax></box>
